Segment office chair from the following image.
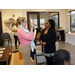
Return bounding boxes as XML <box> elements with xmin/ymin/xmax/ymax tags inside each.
<box><xmin>1</xmin><ymin>33</ymin><xmax>12</xmax><ymax>48</ymax></box>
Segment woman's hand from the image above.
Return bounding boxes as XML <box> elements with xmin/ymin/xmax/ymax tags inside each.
<box><xmin>42</xmin><ymin>42</ymin><xmax>46</xmax><ymax>45</ymax></box>
<box><xmin>40</xmin><ymin>40</ymin><xmax>43</xmax><ymax>44</ymax></box>
<box><xmin>31</xmin><ymin>21</ymin><xmax>35</xmax><ymax>28</ymax></box>
<box><xmin>40</xmin><ymin>41</ymin><xmax>46</xmax><ymax>45</ymax></box>
<box><xmin>30</xmin><ymin>21</ymin><xmax>35</xmax><ymax>32</ymax></box>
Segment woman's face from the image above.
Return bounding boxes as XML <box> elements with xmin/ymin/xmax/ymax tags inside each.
<box><xmin>45</xmin><ymin>21</ymin><xmax>51</xmax><ymax>29</ymax></box>
<box><xmin>21</xmin><ymin>19</ymin><xmax>27</xmax><ymax>27</ymax></box>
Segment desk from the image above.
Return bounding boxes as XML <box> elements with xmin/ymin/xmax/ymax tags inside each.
<box><xmin>0</xmin><ymin>47</ymin><xmax>11</xmax><ymax>65</ymax></box>
<box><xmin>65</xmin><ymin>33</ymin><xmax>75</xmax><ymax>46</ymax></box>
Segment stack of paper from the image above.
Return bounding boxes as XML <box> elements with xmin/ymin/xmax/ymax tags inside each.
<box><xmin>0</xmin><ymin>48</ymin><xmax>5</xmax><ymax>50</ymax></box>
<box><xmin>0</xmin><ymin>51</ymin><xmax>3</xmax><ymax>53</ymax></box>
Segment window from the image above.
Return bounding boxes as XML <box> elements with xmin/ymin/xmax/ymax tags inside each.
<box><xmin>40</xmin><ymin>12</ymin><xmax>59</xmax><ymax>29</ymax></box>
<box><xmin>40</xmin><ymin>19</ymin><xmax>45</xmax><ymax>28</ymax></box>
<box><xmin>70</xmin><ymin>11</ymin><xmax>75</xmax><ymax>31</ymax></box>
<box><xmin>51</xmin><ymin>15</ymin><xmax>58</xmax><ymax>29</ymax></box>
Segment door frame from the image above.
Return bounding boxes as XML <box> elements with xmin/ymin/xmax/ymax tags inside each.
<box><xmin>0</xmin><ymin>12</ymin><xmax>2</xmax><ymax>33</ymax></box>
<box><xmin>27</xmin><ymin>12</ymin><xmax>40</xmax><ymax>31</ymax></box>
<box><xmin>0</xmin><ymin>11</ymin><xmax>3</xmax><ymax>46</ymax></box>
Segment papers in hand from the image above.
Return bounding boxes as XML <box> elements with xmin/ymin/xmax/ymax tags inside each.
<box><xmin>0</xmin><ymin>48</ymin><xmax>5</xmax><ymax>50</ymax></box>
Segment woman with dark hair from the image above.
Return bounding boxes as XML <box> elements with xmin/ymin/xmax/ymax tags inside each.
<box><xmin>53</xmin><ymin>49</ymin><xmax>71</xmax><ymax>65</ymax></box>
<box><xmin>40</xmin><ymin>19</ymin><xmax>57</xmax><ymax>65</ymax></box>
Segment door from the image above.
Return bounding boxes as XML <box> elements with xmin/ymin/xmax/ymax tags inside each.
<box><xmin>27</xmin><ymin>12</ymin><xmax>59</xmax><ymax>32</ymax></box>
<box><xmin>27</xmin><ymin>12</ymin><xmax>40</xmax><ymax>32</ymax></box>
<box><xmin>0</xmin><ymin>12</ymin><xmax>3</xmax><ymax>46</ymax></box>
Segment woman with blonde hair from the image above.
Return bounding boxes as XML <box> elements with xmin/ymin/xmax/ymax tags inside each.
<box><xmin>17</xmin><ymin>17</ymin><xmax>35</xmax><ymax>65</ymax></box>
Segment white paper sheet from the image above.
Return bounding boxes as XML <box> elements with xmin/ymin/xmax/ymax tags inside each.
<box><xmin>0</xmin><ymin>48</ymin><xmax>5</xmax><ymax>50</ymax></box>
<box><xmin>0</xmin><ymin>51</ymin><xmax>3</xmax><ymax>53</ymax></box>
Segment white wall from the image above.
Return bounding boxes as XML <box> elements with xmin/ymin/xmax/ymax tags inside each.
<box><xmin>2</xmin><ymin>9</ymin><xmax>23</xmax><ymax>33</ymax></box>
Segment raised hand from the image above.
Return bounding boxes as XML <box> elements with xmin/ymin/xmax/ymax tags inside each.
<box><xmin>31</xmin><ymin>21</ymin><xmax>35</xmax><ymax>28</ymax></box>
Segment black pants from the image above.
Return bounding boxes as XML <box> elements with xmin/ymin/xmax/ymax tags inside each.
<box><xmin>30</xmin><ymin>49</ymin><xmax>36</xmax><ymax>60</ymax></box>
<box><xmin>45</xmin><ymin>56</ymin><xmax>55</xmax><ymax>65</ymax></box>
<box><xmin>14</xmin><ymin>35</ymin><xmax>20</xmax><ymax>47</ymax></box>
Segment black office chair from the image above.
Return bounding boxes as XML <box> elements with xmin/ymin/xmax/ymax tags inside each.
<box><xmin>35</xmin><ymin>45</ymin><xmax>46</xmax><ymax>65</ymax></box>
<box><xmin>1</xmin><ymin>33</ymin><xmax>12</xmax><ymax>48</ymax></box>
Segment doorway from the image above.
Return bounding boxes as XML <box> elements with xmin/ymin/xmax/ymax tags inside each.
<box><xmin>27</xmin><ymin>12</ymin><xmax>40</xmax><ymax>31</ymax></box>
<box><xmin>0</xmin><ymin>12</ymin><xmax>3</xmax><ymax>46</ymax></box>
<box><xmin>27</xmin><ymin>12</ymin><xmax>59</xmax><ymax>32</ymax></box>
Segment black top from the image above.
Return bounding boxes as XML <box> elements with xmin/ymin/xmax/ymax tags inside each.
<box><xmin>40</xmin><ymin>28</ymin><xmax>57</xmax><ymax>53</ymax></box>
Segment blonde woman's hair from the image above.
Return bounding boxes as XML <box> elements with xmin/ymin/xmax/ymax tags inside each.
<box><xmin>17</xmin><ymin>17</ymin><xmax>25</xmax><ymax>24</ymax></box>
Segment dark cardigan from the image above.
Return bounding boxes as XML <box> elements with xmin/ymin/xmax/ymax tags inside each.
<box><xmin>40</xmin><ymin>28</ymin><xmax>57</xmax><ymax>53</ymax></box>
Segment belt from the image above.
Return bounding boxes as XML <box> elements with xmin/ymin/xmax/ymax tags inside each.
<box><xmin>44</xmin><ymin>53</ymin><xmax>55</xmax><ymax>57</ymax></box>
<box><xmin>50</xmin><ymin>53</ymin><xmax>54</xmax><ymax>57</ymax></box>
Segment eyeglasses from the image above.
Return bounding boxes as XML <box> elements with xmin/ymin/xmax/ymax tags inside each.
<box><xmin>45</xmin><ymin>23</ymin><xmax>49</xmax><ymax>25</ymax></box>
<box><xmin>24</xmin><ymin>21</ymin><xmax>27</xmax><ymax>23</ymax></box>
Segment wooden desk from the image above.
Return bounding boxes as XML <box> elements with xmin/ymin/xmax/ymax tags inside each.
<box><xmin>0</xmin><ymin>47</ymin><xmax>11</xmax><ymax>65</ymax></box>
